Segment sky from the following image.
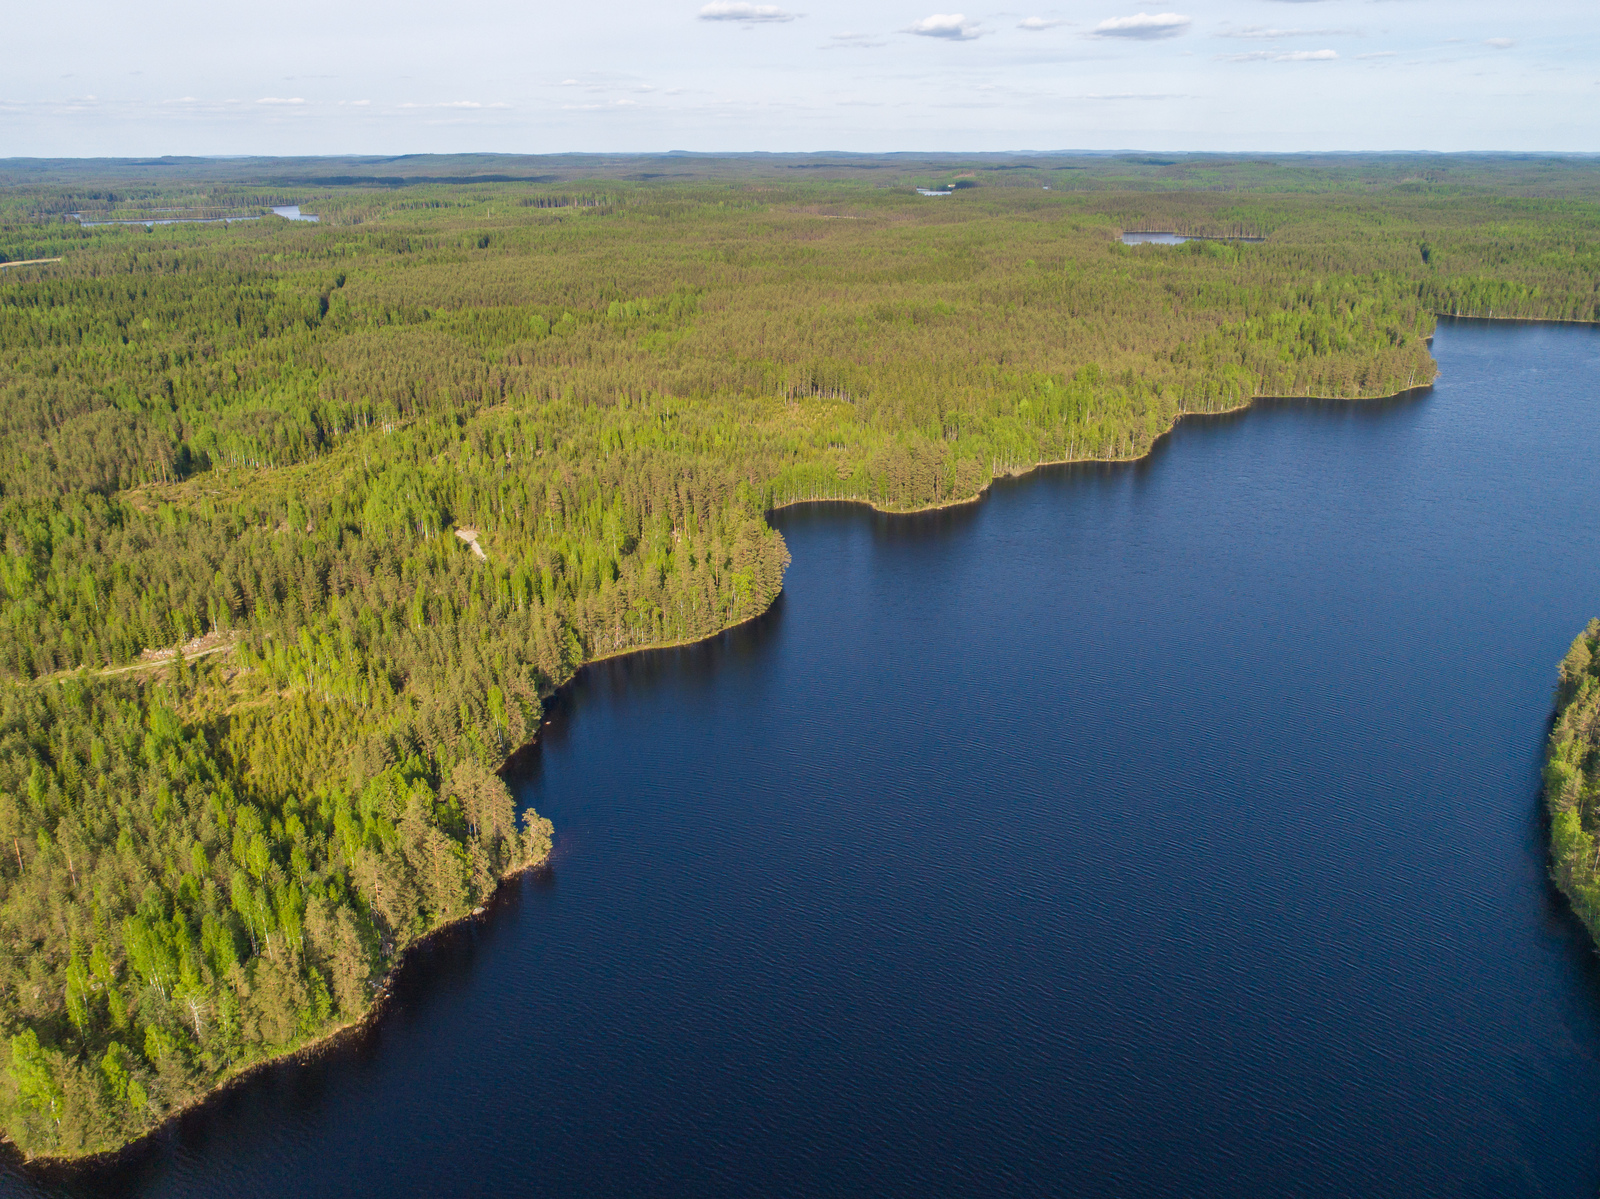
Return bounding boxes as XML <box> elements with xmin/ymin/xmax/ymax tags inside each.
<box><xmin>2</xmin><ymin>0</ymin><xmax>1595</xmax><ymax>157</ymax></box>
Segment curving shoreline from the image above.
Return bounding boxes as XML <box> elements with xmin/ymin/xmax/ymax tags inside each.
<box><xmin>6</xmin><ymin>612</ymin><xmax>788</xmax><ymax>1171</ymax></box>
<box><xmin>4</xmin><ymin>848</ymin><xmax>556</xmax><ymax>1174</ymax></box>
<box><xmin>771</xmin><ymin>378</ymin><xmax>1440</xmax><ymax>522</ymax></box>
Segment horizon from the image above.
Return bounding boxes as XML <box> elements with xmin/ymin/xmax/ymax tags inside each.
<box><xmin>9</xmin><ymin>149</ymin><xmax>1600</xmax><ymax>160</ymax></box>
<box><xmin>4</xmin><ymin>0</ymin><xmax>1594</xmax><ymax>157</ymax></box>
<box><xmin>9</xmin><ymin>149</ymin><xmax>1598</xmax><ymax>197</ymax></box>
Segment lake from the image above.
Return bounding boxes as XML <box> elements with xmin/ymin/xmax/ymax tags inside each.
<box><xmin>68</xmin><ymin>206</ymin><xmax>316</xmax><ymax>227</ymax></box>
<box><xmin>1121</xmin><ymin>232</ymin><xmax>1268</xmax><ymax>245</ymax></box>
<box><xmin>7</xmin><ymin>318</ymin><xmax>1600</xmax><ymax>1198</ymax></box>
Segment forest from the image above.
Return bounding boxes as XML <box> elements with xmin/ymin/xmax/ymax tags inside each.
<box><xmin>1</xmin><ymin>153</ymin><xmax>1599</xmax><ymax>1159</ymax></box>
<box><xmin>1547</xmin><ymin>622</ymin><xmax>1600</xmax><ymax>940</ymax></box>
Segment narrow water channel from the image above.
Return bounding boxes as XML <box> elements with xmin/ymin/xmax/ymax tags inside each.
<box><xmin>9</xmin><ymin>319</ymin><xmax>1600</xmax><ymax>1198</ymax></box>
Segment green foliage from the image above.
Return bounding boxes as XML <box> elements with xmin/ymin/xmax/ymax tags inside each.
<box><xmin>1546</xmin><ymin>620</ymin><xmax>1600</xmax><ymax>934</ymax></box>
<box><xmin>0</xmin><ymin>667</ymin><xmax>556</xmax><ymax>1157</ymax></box>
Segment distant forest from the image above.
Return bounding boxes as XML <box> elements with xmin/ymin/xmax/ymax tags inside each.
<box><xmin>1</xmin><ymin>153</ymin><xmax>1598</xmax><ymax>1158</ymax></box>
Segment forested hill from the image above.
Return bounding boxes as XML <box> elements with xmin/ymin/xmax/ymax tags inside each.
<box><xmin>0</xmin><ymin>162</ymin><xmax>1597</xmax><ymax>1159</ymax></box>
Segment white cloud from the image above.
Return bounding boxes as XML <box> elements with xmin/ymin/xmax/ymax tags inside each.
<box><xmin>256</xmin><ymin>96</ymin><xmax>306</xmax><ymax>105</ymax></box>
<box><xmin>1218</xmin><ymin>25</ymin><xmax>1350</xmax><ymax>39</ymax></box>
<box><xmin>396</xmin><ymin>100</ymin><xmax>509</xmax><ymax>109</ymax></box>
<box><xmin>1484</xmin><ymin>37</ymin><xmax>1514</xmax><ymax>49</ymax></box>
<box><xmin>825</xmin><ymin>32</ymin><xmax>886</xmax><ymax>47</ymax></box>
<box><xmin>1219</xmin><ymin>48</ymin><xmax>1337</xmax><ymax>62</ymax></box>
<box><xmin>1018</xmin><ymin>16</ymin><xmax>1064</xmax><ymax>31</ymax></box>
<box><xmin>698</xmin><ymin>2</ymin><xmax>797</xmax><ymax>22</ymax></box>
<box><xmin>1088</xmin><ymin>12</ymin><xmax>1190</xmax><ymax>40</ymax></box>
<box><xmin>906</xmin><ymin>13</ymin><xmax>984</xmax><ymax>39</ymax></box>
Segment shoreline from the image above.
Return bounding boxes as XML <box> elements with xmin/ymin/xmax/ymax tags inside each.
<box><xmin>8</xmin><ymin>850</ymin><xmax>555</xmax><ymax>1173</ymax></box>
<box><xmin>9</xmin><ymin>606</ymin><xmax>790</xmax><ymax>1171</ymax></box>
<box><xmin>1435</xmin><ymin>311</ymin><xmax>1600</xmax><ymax>329</ymax></box>
<box><xmin>770</xmin><ymin>379</ymin><xmax>1435</xmax><ymax>522</ymax></box>
<box><xmin>578</xmin><ymin>602</ymin><xmax>778</xmax><ymax>672</ymax></box>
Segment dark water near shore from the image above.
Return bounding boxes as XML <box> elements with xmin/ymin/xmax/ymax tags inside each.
<box><xmin>9</xmin><ymin>319</ymin><xmax>1600</xmax><ymax>1197</ymax></box>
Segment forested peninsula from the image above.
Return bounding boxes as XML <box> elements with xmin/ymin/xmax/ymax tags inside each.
<box><xmin>2</xmin><ymin>153</ymin><xmax>1599</xmax><ymax>1161</ymax></box>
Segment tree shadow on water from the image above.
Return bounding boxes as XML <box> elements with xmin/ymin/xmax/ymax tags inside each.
<box><xmin>503</xmin><ymin>591</ymin><xmax>789</xmax><ymax>791</ymax></box>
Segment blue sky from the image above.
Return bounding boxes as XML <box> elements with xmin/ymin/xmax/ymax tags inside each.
<box><xmin>3</xmin><ymin>0</ymin><xmax>1595</xmax><ymax>156</ymax></box>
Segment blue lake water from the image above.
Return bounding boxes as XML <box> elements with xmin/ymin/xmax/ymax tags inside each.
<box><xmin>7</xmin><ymin>318</ymin><xmax>1600</xmax><ymax>1197</ymax></box>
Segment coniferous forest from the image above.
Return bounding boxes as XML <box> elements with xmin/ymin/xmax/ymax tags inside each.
<box><xmin>2</xmin><ymin>153</ymin><xmax>1599</xmax><ymax>1158</ymax></box>
<box><xmin>1548</xmin><ymin>622</ymin><xmax>1600</xmax><ymax>939</ymax></box>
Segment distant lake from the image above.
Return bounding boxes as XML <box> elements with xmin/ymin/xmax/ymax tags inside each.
<box><xmin>1122</xmin><ymin>231</ymin><xmax>1268</xmax><ymax>245</ymax></box>
<box><xmin>1122</xmin><ymin>231</ymin><xmax>1189</xmax><ymax>245</ymax></box>
<box><xmin>69</xmin><ymin>206</ymin><xmax>317</xmax><ymax>227</ymax></box>
<box><xmin>9</xmin><ymin>319</ymin><xmax>1600</xmax><ymax>1198</ymax></box>
<box><xmin>71</xmin><ymin>215</ymin><xmax>257</xmax><ymax>228</ymax></box>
